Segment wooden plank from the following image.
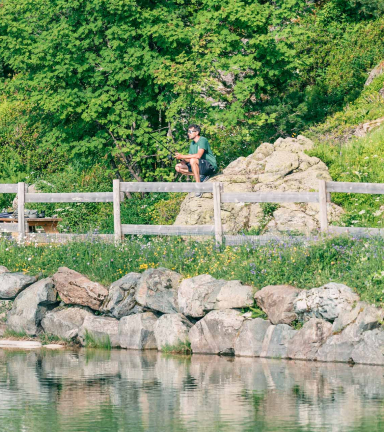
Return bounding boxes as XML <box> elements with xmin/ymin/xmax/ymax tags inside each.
<box><xmin>0</xmin><ymin>223</ymin><xmax>18</xmax><ymax>233</ymax></box>
<box><xmin>212</xmin><ymin>182</ymin><xmax>223</xmax><ymax>245</ymax></box>
<box><xmin>326</xmin><ymin>181</ymin><xmax>384</xmax><ymax>194</ymax></box>
<box><xmin>18</xmin><ymin>182</ymin><xmax>25</xmax><ymax>241</ymax></box>
<box><xmin>113</xmin><ymin>179</ymin><xmax>122</xmax><ymax>242</ymax></box>
<box><xmin>120</xmin><ymin>182</ymin><xmax>213</xmax><ymax>193</ymax></box>
<box><xmin>0</xmin><ymin>184</ymin><xmax>18</xmax><ymax>193</ymax></box>
<box><xmin>221</xmin><ymin>192</ymin><xmax>319</xmax><ymax>203</ymax></box>
<box><xmin>122</xmin><ymin>224</ymin><xmax>215</xmax><ymax>236</ymax></box>
<box><xmin>328</xmin><ymin>226</ymin><xmax>383</xmax><ymax>236</ymax></box>
<box><xmin>25</xmin><ymin>192</ymin><xmax>113</xmax><ymax>203</ymax></box>
<box><xmin>319</xmin><ymin>180</ymin><xmax>328</xmax><ymax>233</ymax></box>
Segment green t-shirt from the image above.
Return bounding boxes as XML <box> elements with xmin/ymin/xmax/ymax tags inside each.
<box><xmin>189</xmin><ymin>136</ymin><xmax>217</xmax><ymax>170</ymax></box>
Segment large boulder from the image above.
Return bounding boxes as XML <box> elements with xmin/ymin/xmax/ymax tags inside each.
<box><xmin>153</xmin><ymin>313</ymin><xmax>192</xmax><ymax>351</ymax></box>
<box><xmin>119</xmin><ymin>312</ymin><xmax>158</xmax><ymax>350</ymax></box>
<box><xmin>42</xmin><ymin>307</ymin><xmax>94</xmax><ymax>340</ymax></box>
<box><xmin>135</xmin><ymin>268</ymin><xmax>181</xmax><ymax>314</ymax></box>
<box><xmin>189</xmin><ymin>309</ymin><xmax>245</xmax><ymax>355</ymax></box>
<box><xmin>293</xmin><ymin>283</ymin><xmax>360</xmax><ymax>322</ymax></box>
<box><xmin>287</xmin><ymin>318</ymin><xmax>332</xmax><ymax>360</ymax></box>
<box><xmin>234</xmin><ymin>318</ymin><xmax>271</xmax><ymax>357</ymax></box>
<box><xmin>259</xmin><ymin>324</ymin><xmax>297</xmax><ymax>359</ymax></box>
<box><xmin>7</xmin><ymin>278</ymin><xmax>58</xmax><ymax>336</ymax></box>
<box><xmin>350</xmin><ymin>329</ymin><xmax>384</xmax><ymax>366</ymax></box>
<box><xmin>101</xmin><ymin>272</ymin><xmax>143</xmax><ymax>319</ymax></box>
<box><xmin>178</xmin><ymin>274</ymin><xmax>254</xmax><ymax>318</ymax></box>
<box><xmin>52</xmin><ymin>267</ymin><xmax>108</xmax><ymax>311</ymax></box>
<box><xmin>0</xmin><ymin>272</ymin><xmax>37</xmax><ymax>299</ymax></box>
<box><xmin>317</xmin><ymin>303</ymin><xmax>384</xmax><ymax>364</ymax></box>
<box><xmin>174</xmin><ymin>135</ymin><xmax>343</xmax><ymax>235</ymax></box>
<box><xmin>78</xmin><ymin>315</ymin><xmax>120</xmax><ymax>348</ymax></box>
<box><xmin>254</xmin><ymin>285</ymin><xmax>301</xmax><ymax>325</ymax></box>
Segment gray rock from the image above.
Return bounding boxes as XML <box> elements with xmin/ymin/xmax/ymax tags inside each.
<box><xmin>101</xmin><ymin>272</ymin><xmax>143</xmax><ymax>319</ymax></box>
<box><xmin>365</xmin><ymin>60</ymin><xmax>384</xmax><ymax>86</ymax></box>
<box><xmin>234</xmin><ymin>318</ymin><xmax>271</xmax><ymax>357</ymax></box>
<box><xmin>316</xmin><ymin>324</ymin><xmax>361</xmax><ymax>363</ymax></box>
<box><xmin>7</xmin><ymin>278</ymin><xmax>58</xmax><ymax>336</ymax></box>
<box><xmin>153</xmin><ymin>313</ymin><xmax>192</xmax><ymax>351</ymax></box>
<box><xmin>135</xmin><ymin>268</ymin><xmax>181</xmax><ymax>314</ymax></box>
<box><xmin>52</xmin><ymin>267</ymin><xmax>108</xmax><ymax>311</ymax></box>
<box><xmin>332</xmin><ymin>302</ymin><xmax>365</xmax><ymax>333</ymax></box>
<box><xmin>189</xmin><ymin>309</ymin><xmax>245</xmax><ymax>354</ymax></box>
<box><xmin>0</xmin><ymin>266</ymin><xmax>10</xmax><ymax>274</ymax></box>
<box><xmin>41</xmin><ymin>307</ymin><xmax>94</xmax><ymax>340</ymax></box>
<box><xmin>178</xmin><ymin>275</ymin><xmax>254</xmax><ymax>318</ymax></box>
<box><xmin>119</xmin><ymin>312</ymin><xmax>158</xmax><ymax>350</ymax></box>
<box><xmin>254</xmin><ymin>285</ymin><xmax>301</xmax><ymax>324</ymax></box>
<box><xmin>293</xmin><ymin>283</ymin><xmax>360</xmax><ymax>322</ymax></box>
<box><xmin>351</xmin><ymin>329</ymin><xmax>384</xmax><ymax>366</ymax></box>
<box><xmin>287</xmin><ymin>318</ymin><xmax>332</xmax><ymax>360</ymax></box>
<box><xmin>260</xmin><ymin>324</ymin><xmax>297</xmax><ymax>359</ymax></box>
<box><xmin>0</xmin><ymin>272</ymin><xmax>37</xmax><ymax>299</ymax></box>
<box><xmin>78</xmin><ymin>315</ymin><xmax>120</xmax><ymax>348</ymax></box>
<box><xmin>354</xmin><ymin>304</ymin><xmax>384</xmax><ymax>333</ymax></box>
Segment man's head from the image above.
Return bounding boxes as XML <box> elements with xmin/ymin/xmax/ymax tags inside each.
<box><xmin>187</xmin><ymin>124</ymin><xmax>201</xmax><ymax>140</ymax></box>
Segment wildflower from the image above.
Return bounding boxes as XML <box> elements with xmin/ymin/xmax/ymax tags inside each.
<box><xmin>359</xmin><ymin>210</ymin><xmax>366</xmax><ymax>215</ymax></box>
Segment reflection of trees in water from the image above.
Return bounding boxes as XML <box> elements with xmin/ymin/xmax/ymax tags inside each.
<box><xmin>0</xmin><ymin>350</ymin><xmax>384</xmax><ymax>431</ymax></box>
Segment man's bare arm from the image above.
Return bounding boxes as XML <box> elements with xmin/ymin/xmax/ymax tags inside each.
<box><xmin>175</xmin><ymin>148</ymin><xmax>205</xmax><ymax>161</ymax></box>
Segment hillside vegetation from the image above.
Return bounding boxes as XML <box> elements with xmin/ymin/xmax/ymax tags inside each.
<box><xmin>1</xmin><ymin>0</ymin><xmax>384</xmax><ymax>231</ymax></box>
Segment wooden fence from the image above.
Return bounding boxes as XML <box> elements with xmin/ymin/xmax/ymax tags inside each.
<box><xmin>1</xmin><ymin>179</ymin><xmax>384</xmax><ymax>244</ymax></box>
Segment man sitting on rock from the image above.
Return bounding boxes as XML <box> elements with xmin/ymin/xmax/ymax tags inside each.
<box><xmin>175</xmin><ymin>125</ymin><xmax>218</xmax><ymax>197</ymax></box>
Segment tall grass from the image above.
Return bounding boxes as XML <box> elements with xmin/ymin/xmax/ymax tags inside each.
<box><xmin>84</xmin><ymin>330</ymin><xmax>112</xmax><ymax>350</ymax></box>
<box><xmin>1</xmin><ymin>235</ymin><xmax>384</xmax><ymax>306</ymax></box>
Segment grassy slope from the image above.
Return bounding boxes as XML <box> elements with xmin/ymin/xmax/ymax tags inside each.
<box><xmin>307</xmin><ymin>74</ymin><xmax>384</xmax><ymax>228</ymax></box>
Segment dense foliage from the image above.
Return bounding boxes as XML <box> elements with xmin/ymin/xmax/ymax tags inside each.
<box><xmin>0</xmin><ymin>0</ymin><xmax>383</xmax><ymax>184</ymax></box>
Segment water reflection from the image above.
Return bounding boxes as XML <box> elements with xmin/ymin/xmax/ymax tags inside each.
<box><xmin>0</xmin><ymin>349</ymin><xmax>383</xmax><ymax>431</ymax></box>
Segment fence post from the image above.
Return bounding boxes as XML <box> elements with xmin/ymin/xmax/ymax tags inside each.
<box><xmin>212</xmin><ymin>182</ymin><xmax>223</xmax><ymax>245</ymax></box>
<box><xmin>17</xmin><ymin>182</ymin><xmax>26</xmax><ymax>243</ymax></box>
<box><xmin>113</xmin><ymin>179</ymin><xmax>122</xmax><ymax>242</ymax></box>
<box><xmin>319</xmin><ymin>180</ymin><xmax>328</xmax><ymax>233</ymax></box>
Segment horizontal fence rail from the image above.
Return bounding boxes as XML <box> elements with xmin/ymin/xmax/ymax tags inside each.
<box><xmin>25</xmin><ymin>192</ymin><xmax>114</xmax><ymax>203</ymax></box>
<box><xmin>326</xmin><ymin>181</ymin><xmax>384</xmax><ymax>194</ymax></box>
<box><xmin>121</xmin><ymin>224</ymin><xmax>215</xmax><ymax>236</ymax></box>
<box><xmin>221</xmin><ymin>192</ymin><xmax>319</xmax><ymax>204</ymax></box>
<box><xmin>0</xmin><ymin>184</ymin><xmax>18</xmax><ymax>193</ymax></box>
<box><xmin>2</xmin><ymin>179</ymin><xmax>384</xmax><ymax>244</ymax></box>
<box><xmin>120</xmin><ymin>182</ymin><xmax>214</xmax><ymax>193</ymax></box>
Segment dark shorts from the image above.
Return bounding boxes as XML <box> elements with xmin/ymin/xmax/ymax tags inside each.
<box><xmin>186</xmin><ymin>159</ymin><xmax>216</xmax><ymax>176</ymax></box>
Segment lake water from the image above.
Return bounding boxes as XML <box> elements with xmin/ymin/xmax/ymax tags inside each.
<box><xmin>0</xmin><ymin>349</ymin><xmax>383</xmax><ymax>432</ymax></box>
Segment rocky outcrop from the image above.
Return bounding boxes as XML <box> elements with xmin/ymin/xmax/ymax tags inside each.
<box><xmin>354</xmin><ymin>117</ymin><xmax>384</xmax><ymax>138</ymax></box>
<box><xmin>178</xmin><ymin>275</ymin><xmax>254</xmax><ymax>318</ymax></box>
<box><xmin>101</xmin><ymin>272</ymin><xmax>142</xmax><ymax>318</ymax></box>
<box><xmin>293</xmin><ymin>283</ymin><xmax>359</xmax><ymax>322</ymax></box>
<box><xmin>189</xmin><ymin>309</ymin><xmax>244</xmax><ymax>355</ymax></box>
<box><xmin>0</xmin><ymin>272</ymin><xmax>37</xmax><ymax>299</ymax></box>
<box><xmin>287</xmin><ymin>318</ymin><xmax>332</xmax><ymax>360</ymax></box>
<box><xmin>234</xmin><ymin>318</ymin><xmax>271</xmax><ymax>357</ymax></box>
<box><xmin>135</xmin><ymin>268</ymin><xmax>181</xmax><ymax>314</ymax></box>
<box><xmin>365</xmin><ymin>60</ymin><xmax>384</xmax><ymax>86</ymax></box>
<box><xmin>7</xmin><ymin>278</ymin><xmax>58</xmax><ymax>336</ymax></box>
<box><xmin>42</xmin><ymin>307</ymin><xmax>93</xmax><ymax>340</ymax></box>
<box><xmin>119</xmin><ymin>312</ymin><xmax>158</xmax><ymax>350</ymax></box>
<box><xmin>153</xmin><ymin>314</ymin><xmax>192</xmax><ymax>351</ymax></box>
<box><xmin>53</xmin><ymin>267</ymin><xmax>108</xmax><ymax>311</ymax></box>
<box><xmin>174</xmin><ymin>135</ymin><xmax>343</xmax><ymax>235</ymax></box>
<box><xmin>254</xmin><ymin>285</ymin><xmax>300</xmax><ymax>324</ymax></box>
<box><xmin>78</xmin><ymin>315</ymin><xmax>120</xmax><ymax>348</ymax></box>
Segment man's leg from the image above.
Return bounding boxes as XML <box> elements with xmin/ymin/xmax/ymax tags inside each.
<box><xmin>175</xmin><ymin>162</ymin><xmax>194</xmax><ymax>177</ymax></box>
<box><xmin>189</xmin><ymin>158</ymin><xmax>200</xmax><ymax>183</ymax></box>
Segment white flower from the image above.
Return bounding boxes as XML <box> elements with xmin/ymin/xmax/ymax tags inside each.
<box><xmin>28</xmin><ymin>257</ymin><xmax>32</xmax><ymax>261</ymax></box>
<box><xmin>359</xmin><ymin>210</ymin><xmax>366</xmax><ymax>215</ymax></box>
<box><xmin>373</xmin><ymin>210</ymin><xmax>382</xmax><ymax>217</ymax></box>
<box><xmin>364</xmin><ymin>156</ymin><xmax>369</xmax><ymax>159</ymax></box>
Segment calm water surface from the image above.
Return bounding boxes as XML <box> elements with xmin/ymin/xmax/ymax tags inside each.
<box><xmin>0</xmin><ymin>349</ymin><xmax>383</xmax><ymax>431</ymax></box>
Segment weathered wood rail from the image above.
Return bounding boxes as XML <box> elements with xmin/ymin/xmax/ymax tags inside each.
<box><xmin>1</xmin><ymin>179</ymin><xmax>384</xmax><ymax>244</ymax></box>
